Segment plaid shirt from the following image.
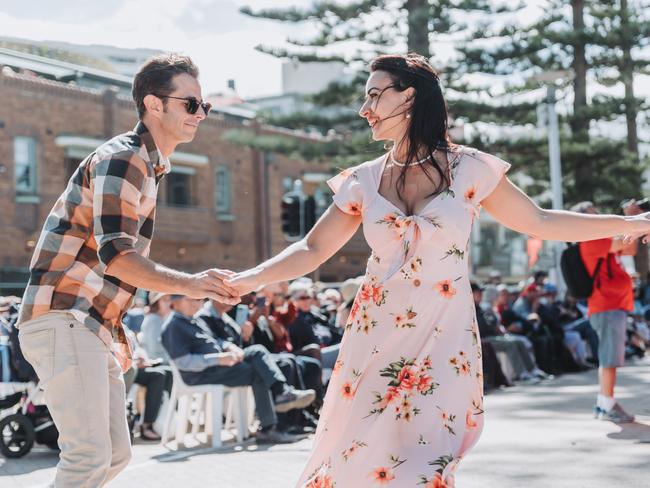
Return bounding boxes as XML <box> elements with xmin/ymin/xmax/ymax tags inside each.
<box><xmin>18</xmin><ymin>122</ymin><xmax>170</xmax><ymax>371</ymax></box>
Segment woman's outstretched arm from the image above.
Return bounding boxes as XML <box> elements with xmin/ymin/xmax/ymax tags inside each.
<box><xmin>226</xmin><ymin>205</ymin><xmax>362</xmax><ymax>295</ymax></box>
<box><xmin>482</xmin><ymin>177</ymin><xmax>650</xmax><ymax>242</ymax></box>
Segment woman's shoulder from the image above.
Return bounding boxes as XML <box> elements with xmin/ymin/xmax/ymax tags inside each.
<box><xmin>453</xmin><ymin>145</ymin><xmax>509</xmax><ymax>167</ymax></box>
<box><xmin>336</xmin><ymin>153</ymin><xmax>386</xmax><ymax>177</ymax></box>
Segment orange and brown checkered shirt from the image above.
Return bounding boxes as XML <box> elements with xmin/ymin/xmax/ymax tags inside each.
<box><xmin>18</xmin><ymin>122</ymin><xmax>170</xmax><ymax>371</ymax></box>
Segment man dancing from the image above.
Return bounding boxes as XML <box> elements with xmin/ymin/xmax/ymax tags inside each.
<box><xmin>17</xmin><ymin>54</ymin><xmax>238</xmax><ymax>487</ymax></box>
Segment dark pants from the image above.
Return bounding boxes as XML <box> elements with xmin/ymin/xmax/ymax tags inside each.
<box><xmin>272</xmin><ymin>353</ymin><xmax>323</xmax><ymax>429</ymax></box>
<box><xmin>295</xmin><ymin>355</ymin><xmax>323</xmax><ymax>401</ymax></box>
<box><xmin>481</xmin><ymin>341</ymin><xmax>510</xmax><ymax>390</ymax></box>
<box><xmin>134</xmin><ymin>366</ymin><xmax>173</xmax><ymax>423</ymax></box>
<box><xmin>189</xmin><ymin>345</ymin><xmax>286</xmax><ymax>429</ymax></box>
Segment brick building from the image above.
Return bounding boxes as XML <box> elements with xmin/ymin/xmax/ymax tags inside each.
<box><xmin>0</xmin><ymin>69</ymin><xmax>369</xmax><ymax>294</ymax></box>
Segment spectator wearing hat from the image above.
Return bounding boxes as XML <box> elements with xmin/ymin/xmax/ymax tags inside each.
<box><xmin>196</xmin><ymin>297</ymin><xmax>323</xmax><ymax>433</ymax></box>
<box><xmin>286</xmin><ymin>282</ymin><xmax>337</xmax><ymax>361</ymax></box>
<box><xmin>487</xmin><ymin>270</ymin><xmax>503</xmax><ymax>285</ymax></box>
<box><xmin>496</xmin><ymin>285</ymin><xmax>556</xmax><ymax>378</ymax></box>
<box><xmin>161</xmin><ymin>294</ymin><xmax>317</xmax><ymax>443</ymax></box>
<box><xmin>334</xmin><ymin>277</ymin><xmax>363</xmax><ymax>329</ymax></box>
<box><xmin>140</xmin><ymin>292</ymin><xmax>173</xmax><ymax>365</ymax></box>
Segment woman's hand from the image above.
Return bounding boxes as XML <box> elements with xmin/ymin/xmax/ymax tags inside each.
<box><xmin>225</xmin><ymin>268</ymin><xmax>264</xmax><ymax>296</ymax></box>
<box><xmin>622</xmin><ymin>212</ymin><xmax>650</xmax><ymax>244</ymax></box>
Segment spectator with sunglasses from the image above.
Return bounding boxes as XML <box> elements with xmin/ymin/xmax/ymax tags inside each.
<box><xmin>15</xmin><ymin>54</ymin><xmax>237</xmax><ymax>487</ymax></box>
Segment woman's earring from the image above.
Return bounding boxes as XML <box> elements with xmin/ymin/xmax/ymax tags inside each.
<box><xmin>406</xmin><ymin>114</ymin><xmax>411</xmax><ymax>119</ymax></box>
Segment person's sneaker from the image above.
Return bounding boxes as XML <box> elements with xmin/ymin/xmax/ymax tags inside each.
<box><xmin>274</xmin><ymin>388</ymin><xmax>316</xmax><ymax>413</ymax></box>
<box><xmin>532</xmin><ymin>368</ymin><xmax>554</xmax><ymax>381</ymax></box>
<box><xmin>596</xmin><ymin>403</ymin><xmax>635</xmax><ymax>423</ymax></box>
<box><xmin>255</xmin><ymin>426</ymin><xmax>307</xmax><ymax>444</ymax></box>
<box><xmin>287</xmin><ymin>424</ymin><xmax>316</xmax><ymax>435</ymax></box>
<box><xmin>593</xmin><ymin>404</ymin><xmax>602</xmax><ymax>419</ymax></box>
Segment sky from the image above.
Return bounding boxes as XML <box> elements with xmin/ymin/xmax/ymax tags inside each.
<box><xmin>0</xmin><ymin>0</ymin><xmax>314</xmax><ymax>97</ymax></box>
<box><xmin>0</xmin><ymin>0</ymin><xmax>648</xmax><ymax>110</ymax></box>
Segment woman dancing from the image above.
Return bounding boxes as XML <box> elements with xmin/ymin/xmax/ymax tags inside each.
<box><xmin>227</xmin><ymin>53</ymin><xmax>650</xmax><ymax>487</ymax></box>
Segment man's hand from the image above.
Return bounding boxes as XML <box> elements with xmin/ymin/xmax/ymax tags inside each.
<box><xmin>186</xmin><ymin>268</ymin><xmax>240</xmax><ymax>305</ymax></box>
<box><xmin>225</xmin><ymin>343</ymin><xmax>245</xmax><ymax>362</ymax></box>
<box><xmin>241</xmin><ymin>321</ymin><xmax>254</xmax><ymax>342</ymax></box>
<box><xmin>217</xmin><ymin>351</ymin><xmax>242</xmax><ymax>367</ymax></box>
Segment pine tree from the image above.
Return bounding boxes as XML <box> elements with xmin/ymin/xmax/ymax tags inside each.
<box><xmin>452</xmin><ymin>0</ymin><xmax>646</xmax><ymax>209</ymax></box>
<box><xmin>238</xmin><ymin>0</ymin><xmax>505</xmax><ymax>160</ymax></box>
<box><xmin>588</xmin><ymin>0</ymin><xmax>650</xmax><ymax>273</ymax></box>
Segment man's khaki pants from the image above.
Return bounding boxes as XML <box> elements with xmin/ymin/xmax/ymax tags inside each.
<box><xmin>19</xmin><ymin>312</ymin><xmax>132</xmax><ymax>487</ymax></box>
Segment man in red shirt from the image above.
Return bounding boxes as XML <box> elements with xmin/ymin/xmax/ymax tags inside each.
<box><xmin>574</xmin><ymin>201</ymin><xmax>637</xmax><ymax>423</ymax></box>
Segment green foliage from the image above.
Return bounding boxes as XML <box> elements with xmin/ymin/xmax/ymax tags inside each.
<box><xmin>222</xmin><ymin>128</ymin><xmax>384</xmax><ymax>167</ymax></box>
<box><xmin>239</xmin><ymin>0</ymin><xmax>649</xmax><ymax>208</ymax></box>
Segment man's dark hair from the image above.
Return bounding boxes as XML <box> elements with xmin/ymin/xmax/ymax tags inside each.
<box><xmin>533</xmin><ymin>270</ymin><xmax>548</xmax><ymax>282</ymax></box>
<box><xmin>132</xmin><ymin>53</ymin><xmax>199</xmax><ymax>119</ymax></box>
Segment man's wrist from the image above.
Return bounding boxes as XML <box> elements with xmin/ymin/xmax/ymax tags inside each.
<box><xmin>169</xmin><ymin>272</ymin><xmax>195</xmax><ymax>295</ymax></box>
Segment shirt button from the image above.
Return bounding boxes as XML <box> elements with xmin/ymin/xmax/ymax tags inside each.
<box><xmin>69</xmin><ymin>323</ymin><xmax>74</xmax><ymax>328</ymax></box>
<box><xmin>414</xmin><ymin>279</ymin><xmax>421</xmax><ymax>287</ymax></box>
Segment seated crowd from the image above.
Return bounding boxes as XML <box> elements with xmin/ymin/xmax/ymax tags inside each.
<box><xmin>1</xmin><ymin>267</ymin><xmax>649</xmax><ymax>444</ymax></box>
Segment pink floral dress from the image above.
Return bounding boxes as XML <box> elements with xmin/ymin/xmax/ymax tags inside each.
<box><xmin>296</xmin><ymin>146</ymin><xmax>511</xmax><ymax>488</ymax></box>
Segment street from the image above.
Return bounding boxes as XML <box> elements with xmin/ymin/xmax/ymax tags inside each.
<box><xmin>2</xmin><ymin>357</ymin><xmax>649</xmax><ymax>488</ymax></box>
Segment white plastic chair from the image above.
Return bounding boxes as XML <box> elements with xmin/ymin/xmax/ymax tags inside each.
<box><xmin>161</xmin><ymin>362</ymin><xmax>250</xmax><ymax>448</ymax></box>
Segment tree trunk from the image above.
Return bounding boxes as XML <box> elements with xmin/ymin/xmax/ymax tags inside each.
<box><xmin>405</xmin><ymin>0</ymin><xmax>430</xmax><ymax>56</ymax></box>
<box><xmin>570</xmin><ymin>0</ymin><xmax>593</xmax><ymax>200</ymax></box>
<box><xmin>619</xmin><ymin>0</ymin><xmax>648</xmax><ymax>277</ymax></box>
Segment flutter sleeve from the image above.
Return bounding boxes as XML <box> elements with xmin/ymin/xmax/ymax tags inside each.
<box><xmin>327</xmin><ymin>166</ymin><xmax>364</xmax><ymax>216</ymax></box>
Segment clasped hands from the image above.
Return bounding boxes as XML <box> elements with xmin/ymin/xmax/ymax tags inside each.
<box><xmin>185</xmin><ymin>267</ymin><xmax>263</xmax><ymax>305</ymax></box>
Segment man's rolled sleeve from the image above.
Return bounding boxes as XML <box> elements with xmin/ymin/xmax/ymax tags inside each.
<box><xmin>92</xmin><ymin>152</ymin><xmax>147</xmax><ymax>268</ymax></box>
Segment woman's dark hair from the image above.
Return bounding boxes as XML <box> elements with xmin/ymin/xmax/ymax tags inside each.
<box><xmin>132</xmin><ymin>53</ymin><xmax>199</xmax><ymax>119</ymax></box>
<box><xmin>370</xmin><ymin>53</ymin><xmax>452</xmax><ymax>210</ymax></box>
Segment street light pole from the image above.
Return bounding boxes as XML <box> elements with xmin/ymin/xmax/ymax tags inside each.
<box><xmin>532</xmin><ymin>70</ymin><xmax>572</xmax><ymax>291</ymax></box>
<box><xmin>545</xmin><ymin>84</ymin><xmax>566</xmax><ymax>293</ymax></box>
<box><xmin>547</xmin><ymin>85</ymin><xmax>564</xmax><ymax>212</ymax></box>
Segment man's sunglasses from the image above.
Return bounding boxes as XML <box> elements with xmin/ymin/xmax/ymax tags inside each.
<box><xmin>153</xmin><ymin>94</ymin><xmax>212</xmax><ymax>116</ymax></box>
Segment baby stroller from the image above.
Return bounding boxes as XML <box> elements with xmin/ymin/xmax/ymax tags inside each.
<box><xmin>0</xmin><ymin>305</ymin><xmax>59</xmax><ymax>458</ymax></box>
<box><xmin>0</xmin><ymin>383</ymin><xmax>59</xmax><ymax>458</ymax></box>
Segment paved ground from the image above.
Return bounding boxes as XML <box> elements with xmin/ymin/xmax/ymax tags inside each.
<box><xmin>2</xmin><ymin>357</ymin><xmax>649</xmax><ymax>487</ymax></box>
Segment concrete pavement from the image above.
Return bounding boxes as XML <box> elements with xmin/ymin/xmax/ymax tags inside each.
<box><xmin>2</xmin><ymin>357</ymin><xmax>649</xmax><ymax>487</ymax></box>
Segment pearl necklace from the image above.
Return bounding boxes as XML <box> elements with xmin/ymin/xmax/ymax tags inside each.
<box><xmin>390</xmin><ymin>150</ymin><xmax>433</xmax><ymax>167</ymax></box>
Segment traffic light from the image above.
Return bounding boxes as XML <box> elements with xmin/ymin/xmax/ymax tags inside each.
<box><xmin>281</xmin><ymin>193</ymin><xmax>301</xmax><ymax>240</ymax></box>
<box><xmin>303</xmin><ymin>195</ymin><xmax>317</xmax><ymax>233</ymax></box>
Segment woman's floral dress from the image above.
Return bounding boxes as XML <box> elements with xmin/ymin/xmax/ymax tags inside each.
<box><xmin>296</xmin><ymin>147</ymin><xmax>511</xmax><ymax>488</ymax></box>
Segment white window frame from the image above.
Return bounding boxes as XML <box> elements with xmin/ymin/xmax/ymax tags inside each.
<box><xmin>14</xmin><ymin>136</ymin><xmax>37</xmax><ymax>197</ymax></box>
<box><xmin>214</xmin><ymin>165</ymin><xmax>232</xmax><ymax>216</ymax></box>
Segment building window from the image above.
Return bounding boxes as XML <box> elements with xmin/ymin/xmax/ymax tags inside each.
<box><xmin>165</xmin><ymin>167</ymin><xmax>194</xmax><ymax>207</ymax></box>
<box><xmin>14</xmin><ymin>137</ymin><xmax>37</xmax><ymax>195</ymax></box>
<box><xmin>215</xmin><ymin>166</ymin><xmax>231</xmax><ymax>215</ymax></box>
<box><xmin>65</xmin><ymin>157</ymin><xmax>83</xmax><ymax>182</ymax></box>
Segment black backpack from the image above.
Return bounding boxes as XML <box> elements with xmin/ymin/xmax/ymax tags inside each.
<box><xmin>560</xmin><ymin>243</ymin><xmax>604</xmax><ymax>299</ymax></box>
